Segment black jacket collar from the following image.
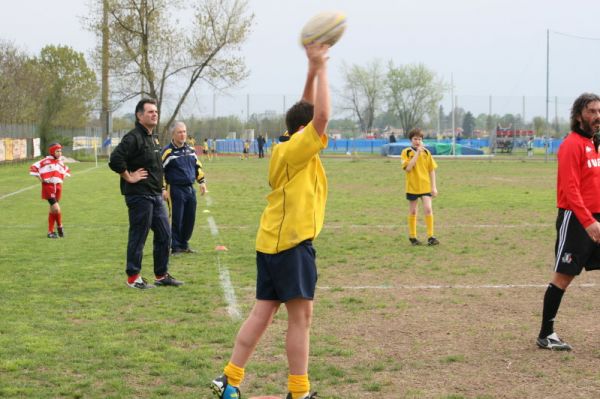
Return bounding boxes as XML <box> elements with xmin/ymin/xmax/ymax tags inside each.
<box><xmin>135</xmin><ymin>121</ymin><xmax>152</xmax><ymax>136</ymax></box>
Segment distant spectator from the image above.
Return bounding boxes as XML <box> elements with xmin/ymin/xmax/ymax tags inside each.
<box><xmin>257</xmin><ymin>134</ymin><xmax>266</xmax><ymax>158</ymax></box>
<box><xmin>527</xmin><ymin>136</ymin><xmax>534</xmax><ymax>157</ymax></box>
<box><xmin>203</xmin><ymin>138</ymin><xmax>212</xmax><ymax>161</ymax></box>
<box><xmin>241</xmin><ymin>139</ymin><xmax>250</xmax><ymax>160</ymax></box>
<box><xmin>389</xmin><ymin>133</ymin><xmax>397</xmax><ymax>143</ymax></box>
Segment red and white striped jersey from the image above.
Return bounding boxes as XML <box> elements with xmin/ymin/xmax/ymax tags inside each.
<box><xmin>29</xmin><ymin>156</ymin><xmax>71</xmax><ymax>184</ymax></box>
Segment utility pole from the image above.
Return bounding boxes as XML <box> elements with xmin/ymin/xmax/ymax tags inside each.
<box><xmin>101</xmin><ymin>0</ymin><xmax>110</xmax><ymax>150</ymax></box>
<box><xmin>545</xmin><ymin>29</ymin><xmax>550</xmax><ymax>131</ymax></box>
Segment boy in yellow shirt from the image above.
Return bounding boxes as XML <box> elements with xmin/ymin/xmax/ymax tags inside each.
<box><xmin>401</xmin><ymin>128</ymin><xmax>439</xmax><ymax>246</ymax></box>
<box><xmin>211</xmin><ymin>43</ymin><xmax>329</xmax><ymax>399</ymax></box>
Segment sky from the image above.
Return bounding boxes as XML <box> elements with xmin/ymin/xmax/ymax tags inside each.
<box><xmin>2</xmin><ymin>0</ymin><xmax>600</xmax><ymax>121</ymax></box>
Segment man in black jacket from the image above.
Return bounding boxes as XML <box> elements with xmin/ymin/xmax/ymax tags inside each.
<box><xmin>109</xmin><ymin>98</ymin><xmax>183</xmax><ymax>289</ymax></box>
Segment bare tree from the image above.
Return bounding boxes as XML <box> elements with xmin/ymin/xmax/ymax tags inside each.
<box><xmin>386</xmin><ymin>62</ymin><xmax>445</xmax><ymax>135</ymax></box>
<box><xmin>339</xmin><ymin>60</ymin><xmax>385</xmax><ymax>134</ymax></box>
<box><xmin>87</xmin><ymin>0</ymin><xmax>254</xmax><ymax>142</ymax></box>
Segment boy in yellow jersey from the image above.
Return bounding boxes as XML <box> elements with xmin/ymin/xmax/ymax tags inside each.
<box><xmin>211</xmin><ymin>43</ymin><xmax>329</xmax><ymax>399</ymax></box>
<box><xmin>401</xmin><ymin>128</ymin><xmax>439</xmax><ymax>246</ymax></box>
<box><xmin>203</xmin><ymin>138</ymin><xmax>212</xmax><ymax>161</ymax></box>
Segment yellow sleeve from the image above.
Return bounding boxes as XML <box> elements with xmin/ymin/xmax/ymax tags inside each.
<box><xmin>401</xmin><ymin>148</ymin><xmax>411</xmax><ymax>170</ymax></box>
<box><xmin>429</xmin><ymin>153</ymin><xmax>438</xmax><ymax>171</ymax></box>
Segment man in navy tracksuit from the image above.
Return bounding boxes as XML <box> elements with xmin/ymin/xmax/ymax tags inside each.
<box><xmin>162</xmin><ymin>121</ymin><xmax>207</xmax><ymax>254</ymax></box>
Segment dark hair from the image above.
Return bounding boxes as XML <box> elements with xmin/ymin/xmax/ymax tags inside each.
<box><xmin>408</xmin><ymin>128</ymin><xmax>424</xmax><ymax>139</ymax></box>
<box><xmin>135</xmin><ymin>98</ymin><xmax>158</xmax><ymax>122</ymax></box>
<box><xmin>285</xmin><ymin>101</ymin><xmax>314</xmax><ymax>134</ymax></box>
<box><xmin>570</xmin><ymin>93</ymin><xmax>600</xmax><ymax>131</ymax></box>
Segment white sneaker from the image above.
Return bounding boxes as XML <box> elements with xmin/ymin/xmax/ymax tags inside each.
<box><xmin>537</xmin><ymin>332</ymin><xmax>572</xmax><ymax>351</ymax></box>
<box><xmin>126</xmin><ymin>276</ymin><xmax>155</xmax><ymax>289</ymax></box>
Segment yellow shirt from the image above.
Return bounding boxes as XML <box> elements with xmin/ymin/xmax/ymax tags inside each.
<box><xmin>401</xmin><ymin>146</ymin><xmax>437</xmax><ymax>194</ymax></box>
<box><xmin>255</xmin><ymin>122</ymin><xmax>328</xmax><ymax>254</ymax></box>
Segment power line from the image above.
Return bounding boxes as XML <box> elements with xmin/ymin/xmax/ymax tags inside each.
<box><xmin>551</xmin><ymin>30</ymin><xmax>600</xmax><ymax>41</ymax></box>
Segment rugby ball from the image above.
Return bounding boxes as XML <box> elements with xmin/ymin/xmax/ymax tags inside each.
<box><xmin>300</xmin><ymin>11</ymin><xmax>347</xmax><ymax>47</ymax></box>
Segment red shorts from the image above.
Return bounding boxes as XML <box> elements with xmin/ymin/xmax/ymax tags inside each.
<box><xmin>42</xmin><ymin>183</ymin><xmax>62</xmax><ymax>201</ymax></box>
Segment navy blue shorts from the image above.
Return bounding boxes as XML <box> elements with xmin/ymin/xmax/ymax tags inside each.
<box><xmin>554</xmin><ymin>209</ymin><xmax>600</xmax><ymax>275</ymax></box>
<box><xmin>406</xmin><ymin>193</ymin><xmax>431</xmax><ymax>201</ymax></box>
<box><xmin>256</xmin><ymin>240</ymin><xmax>317</xmax><ymax>302</ymax></box>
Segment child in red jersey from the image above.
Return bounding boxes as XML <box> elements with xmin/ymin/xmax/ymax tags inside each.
<box><xmin>29</xmin><ymin>143</ymin><xmax>70</xmax><ymax>238</ymax></box>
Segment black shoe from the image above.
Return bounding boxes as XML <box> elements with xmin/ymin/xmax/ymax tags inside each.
<box><xmin>183</xmin><ymin>247</ymin><xmax>197</xmax><ymax>253</ymax></box>
<box><xmin>47</xmin><ymin>232</ymin><xmax>58</xmax><ymax>239</ymax></box>
<box><xmin>537</xmin><ymin>332</ymin><xmax>572</xmax><ymax>351</ymax></box>
<box><xmin>57</xmin><ymin>226</ymin><xmax>64</xmax><ymax>238</ymax></box>
<box><xmin>154</xmin><ymin>272</ymin><xmax>184</xmax><ymax>287</ymax></box>
<box><xmin>211</xmin><ymin>375</ymin><xmax>241</xmax><ymax>399</ymax></box>
<box><xmin>409</xmin><ymin>237</ymin><xmax>422</xmax><ymax>246</ymax></box>
<box><xmin>127</xmin><ymin>276</ymin><xmax>155</xmax><ymax>289</ymax></box>
<box><xmin>286</xmin><ymin>392</ymin><xmax>318</xmax><ymax>399</ymax></box>
<box><xmin>171</xmin><ymin>248</ymin><xmax>185</xmax><ymax>255</ymax></box>
<box><xmin>427</xmin><ymin>236</ymin><xmax>440</xmax><ymax>246</ymax></box>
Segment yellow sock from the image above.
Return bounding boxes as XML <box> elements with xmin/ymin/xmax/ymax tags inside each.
<box><xmin>224</xmin><ymin>361</ymin><xmax>245</xmax><ymax>387</ymax></box>
<box><xmin>425</xmin><ymin>214</ymin><xmax>434</xmax><ymax>237</ymax></box>
<box><xmin>288</xmin><ymin>374</ymin><xmax>310</xmax><ymax>399</ymax></box>
<box><xmin>408</xmin><ymin>215</ymin><xmax>417</xmax><ymax>238</ymax></box>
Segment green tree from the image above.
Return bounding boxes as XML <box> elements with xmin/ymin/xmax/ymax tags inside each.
<box><xmin>386</xmin><ymin>62</ymin><xmax>444</xmax><ymax>136</ymax></box>
<box><xmin>0</xmin><ymin>40</ymin><xmax>42</xmax><ymax>123</ymax></box>
<box><xmin>328</xmin><ymin>118</ymin><xmax>359</xmax><ymax>136</ymax></box>
<box><xmin>532</xmin><ymin>116</ymin><xmax>547</xmax><ymax>137</ymax></box>
<box><xmin>35</xmin><ymin>45</ymin><xmax>98</xmax><ymax>151</ymax></box>
<box><xmin>462</xmin><ymin>111</ymin><xmax>475</xmax><ymax>137</ymax></box>
<box><xmin>88</xmin><ymin>0</ymin><xmax>254</xmax><ymax>143</ymax></box>
<box><xmin>339</xmin><ymin>60</ymin><xmax>385</xmax><ymax>134</ymax></box>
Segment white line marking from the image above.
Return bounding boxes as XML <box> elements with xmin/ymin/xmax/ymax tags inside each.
<box><xmin>205</xmin><ymin>195</ymin><xmax>213</xmax><ymax>207</ymax></box>
<box><xmin>0</xmin><ymin>165</ymin><xmax>99</xmax><ymax>201</ymax></box>
<box><xmin>204</xmin><ymin>197</ymin><xmax>241</xmax><ymax>320</ymax></box>
<box><xmin>216</xmin><ymin>255</ymin><xmax>242</xmax><ymax>320</ymax></box>
<box><xmin>0</xmin><ymin>184</ymin><xmax>36</xmax><ymax>200</ymax></box>
<box><xmin>207</xmin><ymin>216</ymin><xmax>219</xmax><ymax>236</ymax></box>
<box><xmin>237</xmin><ymin>283</ymin><xmax>598</xmax><ymax>291</ymax></box>
<box><xmin>196</xmin><ymin>223</ymin><xmax>552</xmax><ymax>231</ymax></box>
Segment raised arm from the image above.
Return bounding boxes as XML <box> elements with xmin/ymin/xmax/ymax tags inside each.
<box><xmin>304</xmin><ymin>43</ymin><xmax>330</xmax><ymax>136</ymax></box>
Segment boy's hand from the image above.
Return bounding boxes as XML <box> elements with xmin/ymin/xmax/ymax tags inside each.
<box><xmin>431</xmin><ymin>187</ymin><xmax>438</xmax><ymax>197</ymax></box>
<box><xmin>306</xmin><ymin>43</ymin><xmax>329</xmax><ymax>70</ymax></box>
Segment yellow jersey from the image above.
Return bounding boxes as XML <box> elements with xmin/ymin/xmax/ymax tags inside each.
<box><xmin>401</xmin><ymin>146</ymin><xmax>437</xmax><ymax>194</ymax></box>
<box><xmin>255</xmin><ymin>122</ymin><xmax>328</xmax><ymax>254</ymax></box>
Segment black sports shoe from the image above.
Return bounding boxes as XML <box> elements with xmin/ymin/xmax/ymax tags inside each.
<box><xmin>537</xmin><ymin>332</ymin><xmax>572</xmax><ymax>351</ymax></box>
<box><xmin>47</xmin><ymin>232</ymin><xmax>58</xmax><ymax>239</ymax></box>
<box><xmin>286</xmin><ymin>392</ymin><xmax>318</xmax><ymax>399</ymax></box>
<box><xmin>427</xmin><ymin>236</ymin><xmax>440</xmax><ymax>246</ymax></box>
<box><xmin>127</xmin><ymin>276</ymin><xmax>155</xmax><ymax>289</ymax></box>
<box><xmin>154</xmin><ymin>273</ymin><xmax>184</xmax><ymax>287</ymax></box>
<box><xmin>211</xmin><ymin>375</ymin><xmax>241</xmax><ymax>399</ymax></box>
<box><xmin>57</xmin><ymin>226</ymin><xmax>64</xmax><ymax>238</ymax></box>
<box><xmin>409</xmin><ymin>237</ymin><xmax>422</xmax><ymax>246</ymax></box>
<box><xmin>183</xmin><ymin>247</ymin><xmax>197</xmax><ymax>253</ymax></box>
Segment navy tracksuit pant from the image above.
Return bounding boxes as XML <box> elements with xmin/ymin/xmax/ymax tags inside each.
<box><xmin>170</xmin><ymin>184</ymin><xmax>197</xmax><ymax>251</ymax></box>
<box><xmin>125</xmin><ymin>194</ymin><xmax>170</xmax><ymax>277</ymax></box>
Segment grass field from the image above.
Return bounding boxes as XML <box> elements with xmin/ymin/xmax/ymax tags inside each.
<box><xmin>2</xmin><ymin>154</ymin><xmax>600</xmax><ymax>399</ymax></box>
